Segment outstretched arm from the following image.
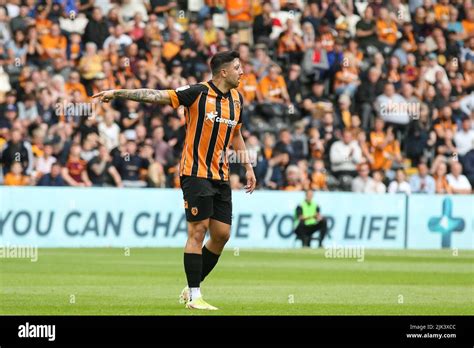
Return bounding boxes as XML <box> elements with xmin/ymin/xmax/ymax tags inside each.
<box><xmin>92</xmin><ymin>89</ymin><xmax>171</xmax><ymax>104</ymax></box>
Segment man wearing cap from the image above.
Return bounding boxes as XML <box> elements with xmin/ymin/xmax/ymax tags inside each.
<box><xmin>424</xmin><ymin>53</ymin><xmax>449</xmax><ymax>85</ymax></box>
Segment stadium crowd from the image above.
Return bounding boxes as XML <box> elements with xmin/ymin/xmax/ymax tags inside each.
<box><xmin>0</xmin><ymin>0</ymin><xmax>473</xmax><ymax>194</ymax></box>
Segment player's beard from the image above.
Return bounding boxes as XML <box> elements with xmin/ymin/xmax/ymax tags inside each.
<box><xmin>233</xmin><ymin>77</ymin><xmax>241</xmax><ymax>88</ymax></box>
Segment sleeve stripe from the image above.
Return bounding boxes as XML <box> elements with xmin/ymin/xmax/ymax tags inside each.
<box><xmin>167</xmin><ymin>90</ymin><xmax>180</xmax><ymax>109</ymax></box>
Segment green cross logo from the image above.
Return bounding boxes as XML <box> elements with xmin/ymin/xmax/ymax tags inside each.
<box><xmin>428</xmin><ymin>198</ymin><xmax>465</xmax><ymax>248</ymax></box>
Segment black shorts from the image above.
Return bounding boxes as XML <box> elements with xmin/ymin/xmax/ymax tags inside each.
<box><xmin>180</xmin><ymin>175</ymin><xmax>232</xmax><ymax>225</ymax></box>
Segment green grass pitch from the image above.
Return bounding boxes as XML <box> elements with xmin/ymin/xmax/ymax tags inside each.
<box><xmin>1</xmin><ymin>248</ymin><xmax>472</xmax><ymax>315</ymax></box>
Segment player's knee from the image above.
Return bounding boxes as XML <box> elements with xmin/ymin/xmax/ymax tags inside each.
<box><xmin>188</xmin><ymin>221</ymin><xmax>208</xmax><ymax>244</ymax></box>
<box><xmin>213</xmin><ymin>230</ymin><xmax>230</xmax><ymax>245</ymax></box>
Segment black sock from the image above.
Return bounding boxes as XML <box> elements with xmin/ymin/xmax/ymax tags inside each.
<box><xmin>201</xmin><ymin>246</ymin><xmax>220</xmax><ymax>281</ymax></box>
<box><xmin>184</xmin><ymin>253</ymin><xmax>202</xmax><ymax>288</ymax></box>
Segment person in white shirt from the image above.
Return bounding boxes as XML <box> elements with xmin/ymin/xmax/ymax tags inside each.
<box><xmin>388</xmin><ymin>168</ymin><xmax>411</xmax><ymax>194</ymax></box>
<box><xmin>373</xmin><ymin>170</ymin><xmax>387</xmax><ymax>193</ymax></box>
<box><xmin>447</xmin><ymin>161</ymin><xmax>472</xmax><ymax>194</ymax></box>
<box><xmin>34</xmin><ymin>143</ymin><xmax>57</xmax><ymax>176</ymax></box>
<box><xmin>351</xmin><ymin>163</ymin><xmax>377</xmax><ymax>193</ymax></box>
<box><xmin>423</xmin><ymin>53</ymin><xmax>449</xmax><ymax>85</ymax></box>
<box><xmin>99</xmin><ymin>110</ymin><xmax>121</xmax><ymax>152</ymax></box>
<box><xmin>103</xmin><ymin>25</ymin><xmax>133</xmax><ymax>51</ymax></box>
<box><xmin>454</xmin><ymin>117</ymin><xmax>474</xmax><ymax>157</ymax></box>
<box><xmin>374</xmin><ymin>83</ymin><xmax>409</xmax><ymax>125</ymax></box>
<box><xmin>330</xmin><ymin>128</ymin><xmax>362</xmax><ymax>177</ymax></box>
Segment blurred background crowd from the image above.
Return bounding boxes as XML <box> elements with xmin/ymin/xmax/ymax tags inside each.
<box><xmin>0</xmin><ymin>0</ymin><xmax>473</xmax><ymax>194</ymax></box>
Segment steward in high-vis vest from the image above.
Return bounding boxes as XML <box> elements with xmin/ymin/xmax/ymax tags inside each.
<box><xmin>294</xmin><ymin>190</ymin><xmax>328</xmax><ymax>247</ymax></box>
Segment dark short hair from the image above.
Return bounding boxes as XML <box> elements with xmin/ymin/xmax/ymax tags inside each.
<box><xmin>210</xmin><ymin>50</ymin><xmax>240</xmax><ymax>75</ymax></box>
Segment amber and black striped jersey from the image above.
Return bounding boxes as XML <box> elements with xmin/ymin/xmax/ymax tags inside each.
<box><xmin>167</xmin><ymin>80</ymin><xmax>243</xmax><ymax>181</ymax></box>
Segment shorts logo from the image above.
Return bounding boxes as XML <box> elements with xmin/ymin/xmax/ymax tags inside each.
<box><xmin>184</xmin><ymin>200</ymin><xmax>188</xmax><ymax>209</ymax></box>
<box><xmin>191</xmin><ymin>207</ymin><xmax>198</xmax><ymax>216</ymax></box>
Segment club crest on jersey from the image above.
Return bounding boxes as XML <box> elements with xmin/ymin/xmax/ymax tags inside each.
<box><xmin>233</xmin><ymin>100</ymin><xmax>241</xmax><ymax>109</ymax></box>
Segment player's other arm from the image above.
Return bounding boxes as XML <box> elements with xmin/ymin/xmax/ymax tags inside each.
<box><xmin>92</xmin><ymin>89</ymin><xmax>172</xmax><ymax>105</ymax></box>
<box><xmin>231</xmin><ymin>127</ymin><xmax>256</xmax><ymax>194</ymax></box>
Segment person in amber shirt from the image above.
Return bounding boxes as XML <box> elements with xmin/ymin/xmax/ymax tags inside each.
<box><xmin>434</xmin><ymin>0</ymin><xmax>450</xmax><ymax>21</ymax></box>
<box><xmin>226</xmin><ymin>0</ymin><xmax>251</xmax><ymax>27</ymax></box>
<box><xmin>433</xmin><ymin>161</ymin><xmax>453</xmax><ymax>194</ymax></box>
<box><xmin>162</xmin><ymin>29</ymin><xmax>182</xmax><ymax>63</ymax></box>
<box><xmin>381</xmin><ymin>126</ymin><xmax>402</xmax><ymax>171</ymax></box>
<box><xmin>376</xmin><ymin>8</ymin><xmax>398</xmax><ymax>46</ymax></box>
<box><xmin>277</xmin><ymin>18</ymin><xmax>305</xmax><ymax>64</ymax></box>
<box><xmin>40</xmin><ymin>23</ymin><xmax>67</xmax><ymax>60</ymax></box>
<box><xmin>35</xmin><ymin>5</ymin><xmax>53</xmax><ymax>37</ymax></box>
<box><xmin>370</xmin><ymin>117</ymin><xmax>386</xmax><ymax>170</ymax></box>
<box><xmin>258</xmin><ymin>64</ymin><xmax>290</xmax><ymax>104</ymax></box>
<box><xmin>310</xmin><ymin>159</ymin><xmax>328</xmax><ymax>191</ymax></box>
<box><xmin>78</xmin><ymin>42</ymin><xmax>103</xmax><ymax>94</ymax></box>
<box><xmin>238</xmin><ymin>63</ymin><xmax>260</xmax><ymax>104</ymax></box>
<box><xmin>462</xmin><ymin>8</ymin><xmax>474</xmax><ymax>39</ymax></box>
<box><xmin>4</xmin><ymin>162</ymin><xmax>30</xmax><ymax>186</ymax></box>
<box><xmin>65</xmin><ymin>71</ymin><xmax>88</xmax><ymax>100</ymax></box>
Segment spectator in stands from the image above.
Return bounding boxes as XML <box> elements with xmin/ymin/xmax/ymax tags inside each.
<box><xmin>114</xmin><ymin>139</ymin><xmax>149</xmax><ymax>188</ymax></box>
<box><xmin>273</xmin><ymin>128</ymin><xmax>295</xmax><ymax>163</ymax></box>
<box><xmin>41</xmin><ymin>23</ymin><xmax>67</xmax><ymax>61</ymax></box>
<box><xmin>333</xmin><ymin>59</ymin><xmax>360</xmax><ymax>98</ymax></box>
<box><xmin>277</xmin><ymin>18</ymin><xmax>305</xmax><ymax>65</ymax></box>
<box><xmin>355</xmin><ymin>6</ymin><xmax>378</xmax><ymax>53</ymax></box>
<box><xmin>433</xmin><ymin>161</ymin><xmax>452</xmax><ymax>194</ymax></box>
<box><xmin>455</xmin><ymin>117</ymin><xmax>474</xmax><ymax>159</ymax></box>
<box><xmin>372</xmin><ymin>170</ymin><xmax>387</xmax><ymax>193</ymax></box>
<box><xmin>388</xmin><ymin>168</ymin><xmax>411</xmax><ymax>194</ymax></box>
<box><xmin>83</xmin><ymin>7</ymin><xmax>109</xmax><ymax>49</ymax></box>
<box><xmin>310</xmin><ymin>159</ymin><xmax>328</xmax><ymax>191</ymax></box>
<box><xmin>292</xmin><ymin>122</ymin><xmax>308</xmax><ymax>161</ymax></box>
<box><xmin>283</xmin><ymin>164</ymin><xmax>304</xmax><ymax>191</ymax></box>
<box><xmin>3</xmin><ymin>161</ymin><xmax>29</xmax><ymax>186</ymax></box>
<box><xmin>355</xmin><ymin>67</ymin><xmax>384</xmax><ymax>129</ymax></box>
<box><xmin>462</xmin><ymin>146</ymin><xmax>474</xmax><ymax>188</ymax></box>
<box><xmin>410</xmin><ymin>162</ymin><xmax>435</xmax><ymax>194</ymax></box>
<box><xmin>1</xmin><ymin>128</ymin><xmax>33</xmax><ymax>175</ymax></box>
<box><xmin>351</xmin><ymin>162</ymin><xmax>376</xmax><ymax>193</ymax></box>
<box><xmin>37</xmin><ymin>162</ymin><xmax>66</xmax><ymax>186</ymax></box>
<box><xmin>263</xmin><ymin>152</ymin><xmax>289</xmax><ymax>190</ymax></box>
<box><xmin>375</xmin><ymin>82</ymin><xmax>409</xmax><ymax>128</ymax></box>
<box><xmin>252</xmin><ymin>1</ymin><xmax>274</xmax><ymax>45</ymax></box>
<box><xmin>87</xmin><ymin>144</ymin><xmax>122</xmax><ymax>187</ymax></box>
<box><xmin>301</xmin><ymin>35</ymin><xmax>329</xmax><ymax>82</ymax></box>
<box><xmin>329</xmin><ymin>128</ymin><xmax>362</xmax><ymax>179</ymax></box>
<box><xmin>258</xmin><ymin>64</ymin><xmax>291</xmax><ymax>122</ymax></box>
<box><xmin>33</xmin><ymin>142</ymin><xmax>56</xmax><ymax>179</ymax></box>
<box><xmin>447</xmin><ymin>161</ymin><xmax>472</xmax><ymax>194</ymax></box>
<box><xmin>62</xmin><ymin>143</ymin><xmax>92</xmax><ymax>187</ymax></box>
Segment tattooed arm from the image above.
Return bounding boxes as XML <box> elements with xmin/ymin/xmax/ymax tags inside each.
<box><xmin>92</xmin><ymin>89</ymin><xmax>171</xmax><ymax>105</ymax></box>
